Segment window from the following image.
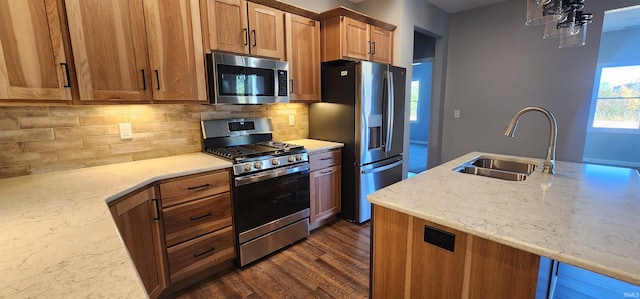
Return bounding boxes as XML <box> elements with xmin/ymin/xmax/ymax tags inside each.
<box><xmin>410</xmin><ymin>80</ymin><xmax>420</xmax><ymax>122</ymax></box>
<box><xmin>590</xmin><ymin>65</ymin><xmax>640</xmax><ymax>130</ymax></box>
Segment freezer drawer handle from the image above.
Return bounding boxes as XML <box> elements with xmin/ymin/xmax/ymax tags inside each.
<box><xmin>361</xmin><ymin>159</ymin><xmax>402</xmax><ymax>175</ymax></box>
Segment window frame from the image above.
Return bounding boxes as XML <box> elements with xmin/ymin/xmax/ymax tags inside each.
<box><xmin>587</xmin><ymin>60</ymin><xmax>640</xmax><ymax>135</ymax></box>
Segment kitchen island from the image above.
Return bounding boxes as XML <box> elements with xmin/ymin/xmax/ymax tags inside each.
<box><xmin>0</xmin><ymin>153</ymin><xmax>232</xmax><ymax>298</ymax></box>
<box><xmin>368</xmin><ymin>152</ymin><xmax>640</xmax><ymax>297</ymax></box>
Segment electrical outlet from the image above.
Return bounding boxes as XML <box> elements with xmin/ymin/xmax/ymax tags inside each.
<box><xmin>119</xmin><ymin>123</ymin><xmax>133</xmax><ymax>140</ymax></box>
<box><xmin>289</xmin><ymin>115</ymin><xmax>295</xmax><ymax>126</ymax></box>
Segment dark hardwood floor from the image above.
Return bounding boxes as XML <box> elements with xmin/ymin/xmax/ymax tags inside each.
<box><xmin>175</xmin><ymin>220</ymin><xmax>370</xmax><ymax>299</ymax></box>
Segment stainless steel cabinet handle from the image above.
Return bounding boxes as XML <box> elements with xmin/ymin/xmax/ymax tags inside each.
<box><xmin>320</xmin><ymin>170</ymin><xmax>333</xmax><ymax>174</ymax></box>
<box><xmin>367</xmin><ymin>41</ymin><xmax>372</xmax><ymax>54</ymax></box>
<box><xmin>372</xmin><ymin>42</ymin><xmax>376</xmax><ymax>55</ymax></box>
<box><xmin>290</xmin><ymin>79</ymin><xmax>294</xmax><ymax>94</ymax></box>
<box><xmin>243</xmin><ymin>28</ymin><xmax>248</xmax><ymax>45</ymax></box>
<box><xmin>319</xmin><ymin>157</ymin><xmax>332</xmax><ymax>161</ymax></box>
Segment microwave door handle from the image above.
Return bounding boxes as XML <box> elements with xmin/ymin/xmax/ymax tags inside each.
<box><xmin>385</xmin><ymin>71</ymin><xmax>394</xmax><ymax>153</ymax></box>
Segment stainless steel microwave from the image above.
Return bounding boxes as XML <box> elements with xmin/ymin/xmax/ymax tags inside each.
<box><xmin>206</xmin><ymin>52</ymin><xmax>289</xmax><ymax>104</ymax></box>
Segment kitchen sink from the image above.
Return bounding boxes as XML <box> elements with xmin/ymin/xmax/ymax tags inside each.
<box><xmin>469</xmin><ymin>158</ymin><xmax>537</xmax><ymax>174</ymax></box>
<box><xmin>453</xmin><ymin>156</ymin><xmax>538</xmax><ymax>182</ymax></box>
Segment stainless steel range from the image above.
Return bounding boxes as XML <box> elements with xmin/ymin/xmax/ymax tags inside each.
<box><xmin>201</xmin><ymin>118</ymin><xmax>310</xmax><ymax>267</ymax></box>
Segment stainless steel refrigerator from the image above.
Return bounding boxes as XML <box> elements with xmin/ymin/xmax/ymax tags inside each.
<box><xmin>309</xmin><ymin>60</ymin><xmax>405</xmax><ymax>223</ymax></box>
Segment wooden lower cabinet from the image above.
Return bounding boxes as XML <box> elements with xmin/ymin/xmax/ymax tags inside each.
<box><xmin>309</xmin><ymin>148</ymin><xmax>342</xmax><ymax>230</ymax></box>
<box><xmin>109</xmin><ymin>186</ymin><xmax>167</xmax><ymax>299</ymax></box>
<box><xmin>158</xmin><ymin>169</ymin><xmax>235</xmax><ymax>285</ymax></box>
<box><xmin>372</xmin><ymin>205</ymin><xmax>541</xmax><ymax>298</ymax></box>
<box><xmin>110</xmin><ymin>168</ymin><xmax>235</xmax><ymax>298</ymax></box>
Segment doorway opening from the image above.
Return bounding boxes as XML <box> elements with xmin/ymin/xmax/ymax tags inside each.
<box><xmin>408</xmin><ymin>30</ymin><xmax>436</xmax><ymax>177</ymax></box>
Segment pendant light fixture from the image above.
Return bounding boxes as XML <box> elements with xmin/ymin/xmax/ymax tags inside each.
<box><xmin>526</xmin><ymin>0</ymin><xmax>593</xmax><ymax>48</ymax></box>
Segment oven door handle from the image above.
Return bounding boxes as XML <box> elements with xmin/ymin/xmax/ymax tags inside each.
<box><xmin>235</xmin><ymin>163</ymin><xmax>309</xmax><ymax>187</ymax></box>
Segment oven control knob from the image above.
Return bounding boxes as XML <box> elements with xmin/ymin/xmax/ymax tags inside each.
<box><xmin>271</xmin><ymin>159</ymin><xmax>280</xmax><ymax>166</ymax></box>
<box><xmin>253</xmin><ymin>161</ymin><xmax>261</xmax><ymax>169</ymax></box>
<box><xmin>295</xmin><ymin>154</ymin><xmax>302</xmax><ymax>161</ymax></box>
<box><xmin>244</xmin><ymin>164</ymin><xmax>252</xmax><ymax>171</ymax></box>
<box><xmin>288</xmin><ymin>156</ymin><xmax>295</xmax><ymax>162</ymax></box>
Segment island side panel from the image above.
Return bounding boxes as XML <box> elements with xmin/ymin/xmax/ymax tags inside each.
<box><xmin>372</xmin><ymin>205</ymin><xmax>409</xmax><ymax>297</ymax></box>
<box><xmin>372</xmin><ymin>205</ymin><xmax>543</xmax><ymax>298</ymax></box>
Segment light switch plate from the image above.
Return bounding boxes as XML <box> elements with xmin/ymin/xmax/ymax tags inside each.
<box><xmin>454</xmin><ymin>110</ymin><xmax>461</xmax><ymax>118</ymax></box>
<box><xmin>119</xmin><ymin>123</ymin><xmax>133</xmax><ymax>140</ymax></box>
<box><xmin>289</xmin><ymin>115</ymin><xmax>295</xmax><ymax>126</ymax></box>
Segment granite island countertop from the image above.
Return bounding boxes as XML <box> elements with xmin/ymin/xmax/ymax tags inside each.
<box><xmin>0</xmin><ymin>153</ymin><xmax>232</xmax><ymax>298</ymax></box>
<box><xmin>368</xmin><ymin>152</ymin><xmax>640</xmax><ymax>286</ymax></box>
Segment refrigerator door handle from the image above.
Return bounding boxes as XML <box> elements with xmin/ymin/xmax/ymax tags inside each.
<box><xmin>385</xmin><ymin>71</ymin><xmax>395</xmax><ymax>153</ymax></box>
<box><xmin>360</xmin><ymin>159</ymin><xmax>403</xmax><ymax>174</ymax></box>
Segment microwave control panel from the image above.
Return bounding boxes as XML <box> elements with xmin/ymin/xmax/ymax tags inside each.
<box><xmin>277</xmin><ymin>70</ymin><xmax>288</xmax><ymax>96</ymax></box>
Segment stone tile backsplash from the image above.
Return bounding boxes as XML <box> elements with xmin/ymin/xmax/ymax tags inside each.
<box><xmin>0</xmin><ymin>103</ymin><xmax>308</xmax><ymax>179</ymax></box>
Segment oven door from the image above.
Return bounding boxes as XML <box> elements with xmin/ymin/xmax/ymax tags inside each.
<box><xmin>233</xmin><ymin>163</ymin><xmax>310</xmax><ymax>244</ymax></box>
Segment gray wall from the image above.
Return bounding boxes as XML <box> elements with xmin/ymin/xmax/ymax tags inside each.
<box><xmin>442</xmin><ymin>0</ymin><xmax>638</xmax><ymax>163</ymax></box>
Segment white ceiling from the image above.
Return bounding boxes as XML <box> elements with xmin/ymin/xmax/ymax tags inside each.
<box><xmin>345</xmin><ymin>0</ymin><xmax>509</xmax><ymax>13</ymax></box>
<box><xmin>423</xmin><ymin>0</ymin><xmax>509</xmax><ymax>13</ymax></box>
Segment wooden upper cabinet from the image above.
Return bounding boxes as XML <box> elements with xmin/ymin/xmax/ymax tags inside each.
<box><xmin>66</xmin><ymin>0</ymin><xmax>206</xmax><ymax>103</ymax></box>
<box><xmin>66</xmin><ymin>0</ymin><xmax>149</xmax><ymax>102</ymax></box>
<box><xmin>207</xmin><ymin>0</ymin><xmax>249</xmax><ymax>55</ymax></box>
<box><xmin>321</xmin><ymin>14</ymin><xmax>395</xmax><ymax>64</ymax></box>
<box><xmin>342</xmin><ymin>17</ymin><xmax>369</xmax><ymax>61</ymax></box>
<box><xmin>369</xmin><ymin>25</ymin><xmax>393</xmax><ymax>64</ymax></box>
<box><xmin>0</xmin><ymin>0</ymin><xmax>72</xmax><ymax>102</ymax></box>
<box><xmin>143</xmin><ymin>0</ymin><xmax>206</xmax><ymax>102</ymax></box>
<box><xmin>247</xmin><ymin>2</ymin><xmax>284</xmax><ymax>60</ymax></box>
<box><xmin>206</xmin><ymin>0</ymin><xmax>284</xmax><ymax>60</ymax></box>
<box><xmin>285</xmin><ymin>13</ymin><xmax>320</xmax><ymax>102</ymax></box>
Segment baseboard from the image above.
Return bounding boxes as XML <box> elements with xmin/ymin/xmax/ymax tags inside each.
<box><xmin>409</xmin><ymin>141</ymin><xmax>428</xmax><ymax>145</ymax></box>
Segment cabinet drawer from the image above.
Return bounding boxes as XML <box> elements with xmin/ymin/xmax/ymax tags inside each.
<box><xmin>166</xmin><ymin>226</ymin><xmax>235</xmax><ymax>283</ymax></box>
<box><xmin>309</xmin><ymin>149</ymin><xmax>341</xmax><ymax>171</ymax></box>
<box><xmin>159</xmin><ymin>169</ymin><xmax>230</xmax><ymax>207</ymax></box>
<box><xmin>163</xmin><ymin>192</ymin><xmax>232</xmax><ymax>247</ymax></box>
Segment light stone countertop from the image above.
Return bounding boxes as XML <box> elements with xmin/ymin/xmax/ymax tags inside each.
<box><xmin>0</xmin><ymin>153</ymin><xmax>232</xmax><ymax>298</ymax></box>
<box><xmin>367</xmin><ymin>151</ymin><xmax>640</xmax><ymax>286</ymax></box>
<box><xmin>286</xmin><ymin>139</ymin><xmax>344</xmax><ymax>153</ymax></box>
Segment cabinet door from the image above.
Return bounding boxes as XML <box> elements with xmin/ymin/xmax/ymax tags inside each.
<box><xmin>369</xmin><ymin>26</ymin><xmax>393</xmax><ymax>64</ymax></box>
<box><xmin>110</xmin><ymin>187</ymin><xmax>167</xmax><ymax>299</ymax></box>
<box><xmin>0</xmin><ymin>0</ymin><xmax>72</xmax><ymax>102</ymax></box>
<box><xmin>247</xmin><ymin>2</ymin><xmax>284</xmax><ymax>60</ymax></box>
<box><xmin>341</xmin><ymin>17</ymin><xmax>369</xmax><ymax>61</ymax></box>
<box><xmin>285</xmin><ymin>13</ymin><xmax>320</xmax><ymax>102</ymax></box>
<box><xmin>143</xmin><ymin>0</ymin><xmax>206</xmax><ymax>102</ymax></box>
<box><xmin>310</xmin><ymin>165</ymin><xmax>341</xmax><ymax>225</ymax></box>
<box><xmin>208</xmin><ymin>0</ymin><xmax>249</xmax><ymax>55</ymax></box>
<box><xmin>66</xmin><ymin>0</ymin><xmax>150</xmax><ymax>102</ymax></box>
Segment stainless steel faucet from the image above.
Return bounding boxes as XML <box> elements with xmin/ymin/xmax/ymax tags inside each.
<box><xmin>504</xmin><ymin>107</ymin><xmax>557</xmax><ymax>174</ymax></box>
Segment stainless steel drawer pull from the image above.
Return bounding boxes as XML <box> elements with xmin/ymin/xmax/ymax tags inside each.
<box><xmin>193</xmin><ymin>246</ymin><xmax>215</xmax><ymax>258</ymax></box>
<box><xmin>190</xmin><ymin>212</ymin><xmax>213</xmax><ymax>221</ymax></box>
<box><xmin>319</xmin><ymin>157</ymin><xmax>332</xmax><ymax>161</ymax></box>
<box><xmin>320</xmin><ymin>170</ymin><xmax>332</xmax><ymax>174</ymax></box>
<box><xmin>187</xmin><ymin>183</ymin><xmax>210</xmax><ymax>191</ymax></box>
